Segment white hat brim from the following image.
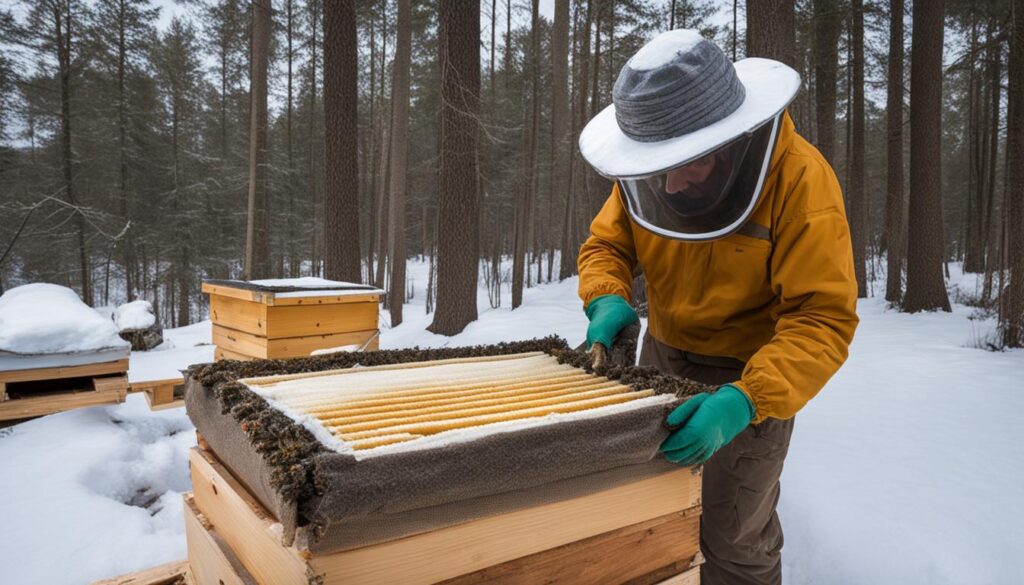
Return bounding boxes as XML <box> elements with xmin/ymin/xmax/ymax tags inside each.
<box><xmin>579</xmin><ymin>58</ymin><xmax>801</xmax><ymax>178</ymax></box>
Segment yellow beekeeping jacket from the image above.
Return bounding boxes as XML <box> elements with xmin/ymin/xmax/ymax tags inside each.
<box><xmin>578</xmin><ymin>113</ymin><xmax>859</xmax><ymax>422</ymax></box>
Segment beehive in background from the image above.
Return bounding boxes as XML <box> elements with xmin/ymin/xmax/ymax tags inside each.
<box><xmin>202</xmin><ymin>278</ymin><xmax>383</xmax><ymax>361</ymax></box>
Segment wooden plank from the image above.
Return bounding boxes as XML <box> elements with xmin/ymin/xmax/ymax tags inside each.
<box><xmin>88</xmin><ymin>560</ymin><xmax>188</xmax><ymax>585</ymax></box>
<box><xmin>129</xmin><ymin>378</ymin><xmax>185</xmax><ymax>394</ymax></box>
<box><xmin>439</xmin><ymin>507</ymin><xmax>701</xmax><ymax>585</ymax></box>
<box><xmin>208</xmin><ymin>295</ymin><xmax>267</xmax><ymax>337</ymax></box>
<box><xmin>145</xmin><ymin>390</ymin><xmax>184</xmax><ymax>411</ymax></box>
<box><xmin>189</xmin><ymin>449</ymin><xmax>310</xmax><ymax>585</ymax></box>
<box><xmin>266</xmin><ymin>292</ymin><xmax>381</xmax><ymax>307</ymax></box>
<box><xmin>0</xmin><ymin>359</ymin><xmax>128</xmax><ymax>384</ymax></box>
<box><xmin>93</xmin><ymin>374</ymin><xmax>130</xmax><ymax>394</ymax></box>
<box><xmin>0</xmin><ymin>375</ymin><xmax>128</xmax><ymax>421</ymax></box>
<box><xmin>203</xmin><ymin>281</ymin><xmax>381</xmax><ymax>307</ymax></box>
<box><xmin>656</xmin><ymin>566</ymin><xmax>701</xmax><ymax>585</ymax></box>
<box><xmin>184</xmin><ymin>494</ymin><xmax>258</xmax><ymax>585</ymax></box>
<box><xmin>189</xmin><ymin>447</ymin><xmax>701</xmax><ymax>585</ymax></box>
<box><xmin>214</xmin><ymin>346</ymin><xmax>254</xmax><ymax>362</ymax></box>
<box><xmin>264</xmin><ymin>302</ymin><xmax>378</xmax><ymax>339</ymax></box>
<box><xmin>212</xmin><ymin>324</ymin><xmax>378</xmax><ymax>360</ymax></box>
<box><xmin>210</xmin><ymin>295</ymin><xmax>378</xmax><ymax>339</ymax></box>
<box><xmin>201</xmin><ymin>282</ymin><xmax>264</xmax><ymax>304</ymax></box>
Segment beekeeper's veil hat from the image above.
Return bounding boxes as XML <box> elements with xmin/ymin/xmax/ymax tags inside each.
<box><xmin>579</xmin><ymin>30</ymin><xmax>800</xmax><ymax>241</ymax></box>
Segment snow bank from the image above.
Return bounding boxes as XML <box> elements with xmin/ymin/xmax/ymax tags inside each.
<box><xmin>113</xmin><ymin>300</ymin><xmax>156</xmax><ymax>332</ymax></box>
<box><xmin>2</xmin><ymin>261</ymin><xmax>1022</xmax><ymax>584</ymax></box>
<box><xmin>0</xmin><ymin>395</ymin><xmax>195</xmax><ymax>584</ymax></box>
<box><xmin>0</xmin><ymin>283</ymin><xmax>130</xmax><ymax>355</ymax></box>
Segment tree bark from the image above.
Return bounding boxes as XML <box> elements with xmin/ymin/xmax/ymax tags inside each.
<box><xmin>746</xmin><ymin>0</ymin><xmax>796</xmax><ymax>67</ymax></box>
<box><xmin>245</xmin><ymin>0</ymin><xmax>271</xmax><ymax>280</ymax></box>
<box><xmin>429</xmin><ymin>0</ymin><xmax>480</xmax><ymax>335</ymax></box>
<box><xmin>982</xmin><ymin>24</ymin><xmax>1003</xmax><ymax>301</ymax></box>
<box><xmin>849</xmin><ymin>0</ymin><xmax>866</xmax><ymax>296</ymax></box>
<box><xmin>513</xmin><ymin>0</ymin><xmax>541</xmax><ymax>309</ymax></box>
<box><xmin>53</xmin><ymin>1</ymin><xmax>91</xmax><ymax>304</ymax></box>
<box><xmin>903</xmin><ymin>0</ymin><xmax>951</xmax><ymax>312</ymax></box>
<box><xmin>812</xmin><ymin>0</ymin><xmax>842</xmax><ymax>164</ymax></box>
<box><xmin>884</xmin><ymin>0</ymin><xmax>905</xmax><ymax>303</ymax></box>
<box><xmin>551</xmin><ymin>0</ymin><xmax>573</xmax><ymax>281</ymax></box>
<box><xmin>1003</xmin><ymin>0</ymin><xmax>1024</xmax><ymax>345</ymax></box>
<box><xmin>388</xmin><ymin>0</ymin><xmax>411</xmax><ymax>327</ymax></box>
<box><xmin>322</xmin><ymin>0</ymin><xmax>362</xmax><ymax>282</ymax></box>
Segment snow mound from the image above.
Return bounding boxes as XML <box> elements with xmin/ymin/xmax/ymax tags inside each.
<box><xmin>626</xmin><ymin>29</ymin><xmax>706</xmax><ymax>71</ymax></box>
<box><xmin>0</xmin><ymin>283</ymin><xmax>130</xmax><ymax>355</ymax></box>
<box><xmin>113</xmin><ymin>300</ymin><xmax>156</xmax><ymax>332</ymax></box>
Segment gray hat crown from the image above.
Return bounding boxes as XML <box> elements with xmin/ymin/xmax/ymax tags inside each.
<box><xmin>613</xmin><ymin>31</ymin><xmax>746</xmax><ymax>143</ymax></box>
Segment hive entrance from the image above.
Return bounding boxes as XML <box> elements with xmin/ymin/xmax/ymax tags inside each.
<box><xmin>240</xmin><ymin>352</ymin><xmax>653</xmax><ymax>451</ymax></box>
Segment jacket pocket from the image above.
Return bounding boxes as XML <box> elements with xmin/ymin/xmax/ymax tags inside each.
<box><xmin>707</xmin><ymin>233</ymin><xmax>773</xmax><ymax>305</ymax></box>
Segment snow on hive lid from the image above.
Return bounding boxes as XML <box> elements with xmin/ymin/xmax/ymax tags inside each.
<box><xmin>239</xmin><ymin>351</ymin><xmax>672</xmax><ymax>458</ymax></box>
<box><xmin>0</xmin><ymin>283</ymin><xmax>130</xmax><ymax>356</ymax></box>
<box><xmin>203</xmin><ymin>277</ymin><xmax>383</xmax><ymax>300</ymax></box>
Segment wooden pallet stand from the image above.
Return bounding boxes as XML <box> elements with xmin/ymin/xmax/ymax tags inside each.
<box><xmin>185</xmin><ymin>445</ymin><xmax>703</xmax><ymax>585</ymax></box>
<box><xmin>203</xmin><ymin>280</ymin><xmax>382</xmax><ymax>361</ymax></box>
<box><xmin>0</xmin><ymin>359</ymin><xmax>128</xmax><ymax>422</ymax></box>
<box><xmin>129</xmin><ymin>378</ymin><xmax>186</xmax><ymax>411</ymax></box>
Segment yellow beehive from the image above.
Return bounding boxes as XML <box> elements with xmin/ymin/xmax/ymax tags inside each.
<box><xmin>202</xmin><ymin>279</ymin><xmax>383</xmax><ymax>361</ymax></box>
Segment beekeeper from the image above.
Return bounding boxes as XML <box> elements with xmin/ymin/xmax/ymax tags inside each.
<box><xmin>577</xmin><ymin>30</ymin><xmax>859</xmax><ymax>585</ymax></box>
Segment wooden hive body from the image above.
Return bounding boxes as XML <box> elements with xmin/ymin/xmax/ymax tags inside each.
<box><xmin>183</xmin><ymin>339</ymin><xmax>710</xmax><ymax>584</ymax></box>
<box><xmin>0</xmin><ymin>359</ymin><xmax>128</xmax><ymax>421</ymax></box>
<box><xmin>202</xmin><ymin>279</ymin><xmax>383</xmax><ymax>360</ymax></box>
<box><xmin>186</xmin><ymin>444</ymin><xmax>702</xmax><ymax>585</ymax></box>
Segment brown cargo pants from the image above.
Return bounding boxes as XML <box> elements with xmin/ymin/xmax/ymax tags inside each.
<box><xmin>639</xmin><ymin>332</ymin><xmax>794</xmax><ymax>585</ymax></box>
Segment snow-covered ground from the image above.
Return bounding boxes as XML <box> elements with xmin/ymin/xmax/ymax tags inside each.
<box><xmin>1</xmin><ymin>260</ymin><xmax>1021</xmax><ymax>584</ymax></box>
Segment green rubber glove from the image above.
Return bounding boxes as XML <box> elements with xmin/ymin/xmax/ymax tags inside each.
<box><xmin>660</xmin><ymin>384</ymin><xmax>755</xmax><ymax>465</ymax></box>
<box><xmin>584</xmin><ymin>294</ymin><xmax>639</xmax><ymax>350</ymax></box>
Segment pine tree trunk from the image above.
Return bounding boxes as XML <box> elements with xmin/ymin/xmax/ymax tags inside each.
<box><xmin>286</xmin><ymin>0</ymin><xmax>298</xmax><ymax>278</ymax></box>
<box><xmin>982</xmin><ymin>28</ymin><xmax>1003</xmax><ymax>301</ymax></box>
<box><xmin>745</xmin><ymin>0</ymin><xmax>795</xmax><ymax>67</ymax></box>
<box><xmin>512</xmin><ymin>0</ymin><xmax>541</xmax><ymax>309</ymax></box>
<box><xmin>812</xmin><ymin>0</ymin><xmax>842</xmax><ymax>164</ymax></box>
<box><xmin>322</xmin><ymin>0</ymin><xmax>362</xmax><ymax>282</ymax></box>
<box><xmin>429</xmin><ymin>0</ymin><xmax>480</xmax><ymax>335</ymax></box>
<box><xmin>964</xmin><ymin>13</ymin><xmax>985</xmax><ymax>273</ymax></box>
<box><xmin>388</xmin><ymin>0</ymin><xmax>411</xmax><ymax>327</ymax></box>
<box><xmin>903</xmin><ymin>0</ymin><xmax>951</xmax><ymax>313</ymax></box>
<box><xmin>245</xmin><ymin>0</ymin><xmax>272</xmax><ymax>280</ymax></box>
<box><xmin>115</xmin><ymin>0</ymin><xmax>135</xmax><ymax>300</ymax></box>
<box><xmin>849</xmin><ymin>0</ymin><xmax>867</xmax><ymax>296</ymax></box>
<box><xmin>54</xmin><ymin>2</ymin><xmax>91</xmax><ymax>304</ymax></box>
<box><xmin>884</xmin><ymin>0</ymin><xmax>905</xmax><ymax>304</ymax></box>
<box><xmin>552</xmin><ymin>0</ymin><xmax>575</xmax><ymax>281</ymax></box>
<box><xmin>307</xmin><ymin>0</ymin><xmax>320</xmax><ymax>275</ymax></box>
<box><xmin>1003</xmin><ymin>0</ymin><xmax>1024</xmax><ymax>345</ymax></box>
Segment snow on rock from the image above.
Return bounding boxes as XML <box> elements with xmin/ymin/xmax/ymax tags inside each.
<box><xmin>113</xmin><ymin>300</ymin><xmax>157</xmax><ymax>332</ymax></box>
<box><xmin>0</xmin><ymin>283</ymin><xmax>130</xmax><ymax>355</ymax></box>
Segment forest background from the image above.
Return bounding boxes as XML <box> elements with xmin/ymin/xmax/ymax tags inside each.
<box><xmin>1</xmin><ymin>0</ymin><xmax>1022</xmax><ymax>346</ymax></box>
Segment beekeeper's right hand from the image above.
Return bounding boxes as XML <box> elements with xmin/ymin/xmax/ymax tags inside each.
<box><xmin>584</xmin><ymin>294</ymin><xmax>639</xmax><ymax>351</ymax></box>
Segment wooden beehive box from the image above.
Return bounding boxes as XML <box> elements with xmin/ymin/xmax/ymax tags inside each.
<box><xmin>202</xmin><ymin>279</ymin><xmax>384</xmax><ymax>361</ymax></box>
<box><xmin>182</xmin><ymin>339</ymin><xmax>712</xmax><ymax>584</ymax></box>
<box><xmin>185</xmin><ymin>442</ymin><xmax>702</xmax><ymax>585</ymax></box>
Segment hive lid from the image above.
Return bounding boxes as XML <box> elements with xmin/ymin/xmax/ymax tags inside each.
<box><xmin>202</xmin><ymin>278</ymin><xmax>384</xmax><ymax>304</ymax></box>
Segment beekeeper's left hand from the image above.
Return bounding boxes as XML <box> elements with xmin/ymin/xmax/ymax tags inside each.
<box><xmin>660</xmin><ymin>384</ymin><xmax>754</xmax><ymax>465</ymax></box>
